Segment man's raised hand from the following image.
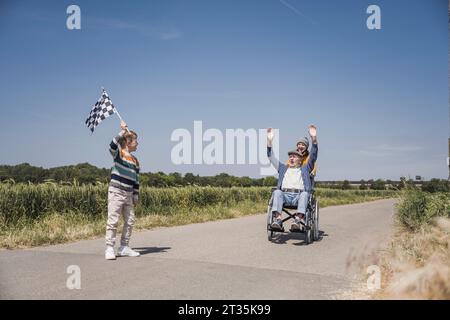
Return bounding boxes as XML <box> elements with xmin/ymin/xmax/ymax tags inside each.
<box><xmin>308</xmin><ymin>125</ymin><xmax>317</xmax><ymax>143</ymax></box>
<box><xmin>267</xmin><ymin>128</ymin><xmax>274</xmax><ymax>147</ymax></box>
<box><xmin>308</xmin><ymin>125</ymin><xmax>317</xmax><ymax>137</ymax></box>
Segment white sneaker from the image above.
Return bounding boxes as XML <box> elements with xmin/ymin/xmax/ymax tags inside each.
<box><xmin>290</xmin><ymin>217</ymin><xmax>301</xmax><ymax>231</ymax></box>
<box><xmin>117</xmin><ymin>246</ymin><xmax>140</xmax><ymax>257</ymax></box>
<box><xmin>105</xmin><ymin>246</ymin><xmax>116</xmax><ymax>260</ymax></box>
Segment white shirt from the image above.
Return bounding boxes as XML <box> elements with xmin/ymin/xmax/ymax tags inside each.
<box><xmin>281</xmin><ymin>167</ymin><xmax>304</xmax><ymax>190</ymax></box>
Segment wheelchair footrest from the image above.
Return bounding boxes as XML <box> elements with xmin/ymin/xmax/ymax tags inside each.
<box><xmin>289</xmin><ymin>226</ymin><xmax>311</xmax><ymax>232</ymax></box>
<box><xmin>268</xmin><ymin>227</ymin><xmax>285</xmax><ymax>232</ymax></box>
<box><xmin>289</xmin><ymin>228</ymin><xmax>305</xmax><ymax>233</ymax></box>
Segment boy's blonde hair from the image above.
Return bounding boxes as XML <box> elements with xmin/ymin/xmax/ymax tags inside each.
<box><xmin>119</xmin><ymin>131</ymin><xmax>138</xmax><ymax>148</ymax></box>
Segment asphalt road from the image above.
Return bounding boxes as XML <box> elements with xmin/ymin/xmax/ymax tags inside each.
<box><xmin>0</xmin><ymin>199</ymin><xmax>396</xmax><ymax>299</ymax></box>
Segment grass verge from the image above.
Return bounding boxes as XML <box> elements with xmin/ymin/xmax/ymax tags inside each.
<box><xmin>372</xmin><ymin>190</ymin><xmax>450</xmax><ymax>299</ymax></box>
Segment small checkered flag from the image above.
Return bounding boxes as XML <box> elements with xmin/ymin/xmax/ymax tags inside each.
<box><xmin>85</xmin><ymin>89</ymin><xmax>118</xmax><ymax>133</ymax></box>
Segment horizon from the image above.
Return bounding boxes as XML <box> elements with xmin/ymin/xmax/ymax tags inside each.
<box><xmin>0</xmin><ymin>161</ymin><xmax>441</xmax><ymax>182</ymax></box>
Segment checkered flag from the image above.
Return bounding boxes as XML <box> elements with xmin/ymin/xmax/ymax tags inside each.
<box><xmin>85</xmin><ymin>89</ymin><xmax>117</xmax><ymax>133</ymax></box>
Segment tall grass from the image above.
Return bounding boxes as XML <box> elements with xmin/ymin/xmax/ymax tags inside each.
<box><xmin>375</xmin><ymin>190</ymin><xmax>450</xmax><ymax>299</ymax></box>
<box><xmin>395</xmin><ymin>189</ymin><xmax>449</xmax><ymax>231</ymax></box>
<box><xmin>0</xmin><ymin>184</ymin><xmax>397</xmax><ymax>248</ymax></box>
<box><xmin>0</xmin><ymin>184</ymin><xmax>397</xmax><ymax>224</ymax></box>
<box><xmin>0</xmin><ymin>184</ymin><xmax>273</xmax><ymax>225</ymax></box>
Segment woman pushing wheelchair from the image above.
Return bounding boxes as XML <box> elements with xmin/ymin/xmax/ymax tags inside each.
<box><xmin>267</xmin><ymin>125</ymin><xmax>318</xmax><ymax>232</ymax></box>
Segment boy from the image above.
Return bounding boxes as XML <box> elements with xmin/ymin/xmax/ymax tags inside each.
<box><xmin>105</xmin><ymin>121</ymin><xmax>140</xmax><ymax>260</ymax></box>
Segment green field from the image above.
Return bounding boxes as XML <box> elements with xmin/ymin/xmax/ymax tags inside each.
<box><xmin>0</xmin><ymin>184</ymin><xmax>398</xmax><ymax>248</ymax></box>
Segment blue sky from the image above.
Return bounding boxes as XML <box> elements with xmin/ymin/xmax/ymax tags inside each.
<box><xmin>0</xmin><ymin>0</ymin><xmax>447</xmax><ymax>180</ymax></box>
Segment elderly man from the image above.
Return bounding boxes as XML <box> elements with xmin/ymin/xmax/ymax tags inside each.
<box><xmin>267</xmin><ymin>125</ymin><xmax>318</xmax><ymax>231</ymax></box>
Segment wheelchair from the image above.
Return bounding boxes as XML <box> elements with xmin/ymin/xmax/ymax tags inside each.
<box><xmin>266</xmin><ymin>187</ymin><xmax>319</xmax><ymax>244</ymax></box>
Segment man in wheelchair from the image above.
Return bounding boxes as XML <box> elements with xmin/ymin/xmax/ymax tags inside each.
<box><xmin>266</xmin><ymin>125</ymin><xmax>318</xmax><ymax>232</ymax></box>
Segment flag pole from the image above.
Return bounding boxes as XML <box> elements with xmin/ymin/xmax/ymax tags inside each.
<box><xmin>101</xmin><ymin>86</ymin><xmax>130</xmax><ymax>133</ymax></box>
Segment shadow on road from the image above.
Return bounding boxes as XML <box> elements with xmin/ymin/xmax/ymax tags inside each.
<box><xmin>131</xmin><ymin>247</ymin><xmax>171</xmax><ymax>255</ymax></box>
<box><xmin>293</xmin><ymin>230</ymin><xmax>329</xmax><ymax>246</ymax></box>
<box><xmin>271</xmin><ymin>232</ymin><xmax>303</xmax><ymax>244</ymax></box>
<box><xmin>271</xmin><ymin>230</ymin><xmax>328</xmax><ymax>246</ymax></box>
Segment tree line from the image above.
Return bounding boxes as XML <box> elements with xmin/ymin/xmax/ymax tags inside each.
<box><xmin>0</xmin><ymin>163</ymin><xmax>447</xmax><ymax>192</ymax></box>
<box><xmin>320</xmin><ymin>178</ymin><xmax>449</xmax><ymax>193</ymax></box>
<box><xmin>0</xmin><ymin>163</ymin><xmax>277</xmax><ymax>187</ymax></box>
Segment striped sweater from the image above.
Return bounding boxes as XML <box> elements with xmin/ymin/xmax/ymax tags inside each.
<box><xmin>109</xmin><ymin>131</ymin><xmax>140</xmax><ymax>199</ymax></box>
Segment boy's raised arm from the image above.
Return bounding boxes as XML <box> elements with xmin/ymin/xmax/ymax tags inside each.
<box><xmin>109</xmin><ymin>121</ymin><xmax>128</xmax><ymax>158</ymax></box>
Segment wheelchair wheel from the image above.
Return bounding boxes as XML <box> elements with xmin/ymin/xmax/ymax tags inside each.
<box><xmin>313</xmin><ymin>199</ymin><xmax>320</xmax><ymax>241</ymax></box>
<box><xmin>303</xmin><ymin>195</ymin><xmax>315</xmax><ymax>245</ymax></box>
<box><xmin>304</xmin><ymin>213</ymin><xmax>312</xmax><ymax>244</ymax></box>
<box><xmin>266</xmin><ymin>197</ymin><xmax>274</xmax><ymax>241</ymax></box>
<box><xmin>305</xmin><ymin>207</ymin><xmax>313</xmax><ymax>244</ymax></box>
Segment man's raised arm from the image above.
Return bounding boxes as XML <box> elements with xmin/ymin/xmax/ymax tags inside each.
<box><xmin>306</xmin><ymin>125</ymin><xmax>318</xmax><ymax>172</ymax></box>
<box><xmin>267</xmin><ymin>128</ymin><xmax>281</xmax><ymax>171</ymax></box>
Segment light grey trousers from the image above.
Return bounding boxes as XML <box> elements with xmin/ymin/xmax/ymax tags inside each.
<box><xmin>271</xmin><ymin>189</ymin><xmax>309</xmax><ymax>215</ymax></box>
<box><xmin>105</xmin><ymin>186</ymin><xmax>136</xmax><ymax>247</ymax></box>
